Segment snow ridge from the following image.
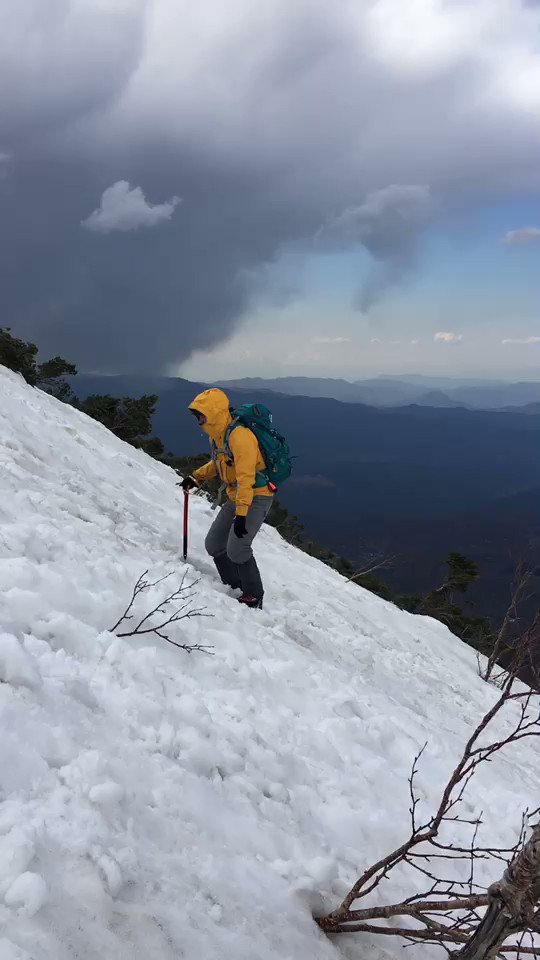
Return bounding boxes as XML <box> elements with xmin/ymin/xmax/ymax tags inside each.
<box><xmin>0</xmin><ymin>364</ymin><xmax>536</xmax><ymax>960</ymax></box>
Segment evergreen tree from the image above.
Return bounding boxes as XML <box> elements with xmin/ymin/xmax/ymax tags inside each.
<box><xmin>437</xmin><ymin>552</ymin><xmax>479</xmax><ymax>598</ymax></box>
<box><xmin>138</xmin><ymin>435</ymin><xmax>165</xmax><ymax>458</ymax></box>
<box><xmin>397</xmin><ymin>552</ymin><xmax>490</xmax><ymax>649</ymax></box>
<box><xmin>79</xmin><ymin>394</ymin><xmax>160</xmax><ymax>447</ymax></box>
<box><xmin>0</xmin><ymin>327</ymin><xmax>39</xmax><ymax>384</ymax></box>
<box><xmin>36</xmin><ymin>356</ymin><xmax>78</xmax><ymax>402</ymax></box>
<box><xmin>0</xmin><ymin>328</ymin><xmax>77</xmax><ymax>401</ymax></box>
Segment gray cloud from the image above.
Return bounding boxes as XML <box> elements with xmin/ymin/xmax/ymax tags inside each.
<box><xmin>0</xmin><ymin>1</ymin><xmax>147</xmax><ymax>145</ymax></box>
<box><xmin>319</xmin><ymin>185</ymin><xmax>434</xmax><ymax>310</ymax></box>
<box><xmin>1</xmin><ymin>0</ymin><xmax>539</xmax><ymax>371</ymax></box>
<box><xmin>320</xmin><ymin>186</ymin><xmax>433</xmax><ymax>257</ymax></box>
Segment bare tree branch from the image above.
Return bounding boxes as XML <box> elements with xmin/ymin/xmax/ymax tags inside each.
<box><xmin>316</xmin><ymin>649</ymin><xmax>540</xmax><ymax>958</ymax></box>
<box><xmin>480</xmin><ymin>562</ymin><xmax>537</xmax><ymax>684</ymax></box>
<box><xmin>109</xmin><ymin>570</ymin><xmax>213</xmax><ymax>654</ymax></box>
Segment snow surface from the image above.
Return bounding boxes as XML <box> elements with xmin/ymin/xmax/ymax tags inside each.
<box><xmin>0</xmin><ymin>363</ymin><xmax>537</xmax><ymax>960</ymax></box>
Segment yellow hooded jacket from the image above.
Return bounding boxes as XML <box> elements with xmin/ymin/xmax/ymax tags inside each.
<box><xmin>188</xmin><ymin>388</ymin><xmax>273</xmax><ymax>517</ymax></box>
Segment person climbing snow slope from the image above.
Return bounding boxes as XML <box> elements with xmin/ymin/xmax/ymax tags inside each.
<box><xmin>182</xmin><ymin>388</ymin><xmax>274</xmax><ymax>609</ymax></box>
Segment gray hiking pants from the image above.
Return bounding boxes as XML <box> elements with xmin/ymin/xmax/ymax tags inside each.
<box><xmin>205</xmin><ymin>496</ymin><xmax>272</xmax><ymax>598</ymax></box>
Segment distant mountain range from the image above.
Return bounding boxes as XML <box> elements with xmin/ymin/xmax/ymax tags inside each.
<box><xmin>502</xmin><ymin>402</ymin><xmax>540</xmax><ymax>415</ymax></box>
<box><xmin>71</xmin><ymin>373</ymin><xmax>540</xmax><ymax>623</ymax></box>
<box><xmin>216</xmin><ymin>375</ymin><xmax>540</xmax><ymax>411</ymax></box>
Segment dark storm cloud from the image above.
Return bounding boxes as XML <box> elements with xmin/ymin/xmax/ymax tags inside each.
<box><xmin>317</xmin><ymin>185</ymin><xmax>434</xmax><ymax>311</ymax></box>
<box><xmin>0</xmin><ymin>0</ymin><xmax>147</xmax><ymax>146</ymax></box>
<box><xmin>0</xmin><ymin>1</ymin><xmax>539</xmax><ymax>372</ymax></box>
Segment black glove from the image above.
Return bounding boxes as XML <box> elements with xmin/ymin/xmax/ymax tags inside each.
<box><xmin>180</xmin><ymin>475</ymin><xmax>198</xmax><ymax>491</ymax></box>
<box><xmin>234</xmin><ymin>515</ymin><xmax>248</xmax><ymax>538</ymax></box>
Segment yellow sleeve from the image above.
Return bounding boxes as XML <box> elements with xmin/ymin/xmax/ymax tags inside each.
<box><xmin>192</xmin><ymin>459</ymin><xmax>217</xmax><ymax>484</ymax></box>
<box><xmin>228</xmin><ymin>426</ymin><xmax>258</xmax><ymax>516</ymax></box>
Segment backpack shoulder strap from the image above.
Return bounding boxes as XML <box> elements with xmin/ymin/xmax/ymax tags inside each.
<box><xmin>210</xmin><ymin>438</ymin><xmax>227</xmax><ymax>465</ymax></box>
<box><xmin>224</xmin><ymin>419</ymin><xmax>240</xmax><ymax>458</ymax></box>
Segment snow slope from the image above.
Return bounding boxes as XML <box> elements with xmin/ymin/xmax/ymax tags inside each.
<box><xmin>0</xmin><ymin>363</ymin><xmax>537</xmax><ymax>960</ymax></box>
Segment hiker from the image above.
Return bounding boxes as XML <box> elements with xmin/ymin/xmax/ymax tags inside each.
<box><xmin>182</xmin><ymin>388</ymin><xmax>275</xmax><ymax>609</ymax></box>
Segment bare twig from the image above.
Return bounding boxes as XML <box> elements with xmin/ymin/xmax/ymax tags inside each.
<box><xmin>109</xmin><ymin>570</ymin><xmax>213</xmax><ymax>654</ymax></box>
<box><xmin>109</xmin><ymin>569</ymin><xmax>171</xmax><ymax>632</ymax></box>
<box><xmin>409</xmin><ymin>742</ymin><xmax>427</xmax><ymax>832</ymax></box>
<box><xmin>481</xmin><ymin>562</ymin><xmax>536</xmax><ymax>684</ymax></box>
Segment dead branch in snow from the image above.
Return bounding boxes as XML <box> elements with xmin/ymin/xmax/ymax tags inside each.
<box><xmin>346</xmin><ymin>553</ymin><xmax>397</xmax><ymax>583</ymax></box>
<box><xmin>109</xmin><ymin>570</ymin><xmax>213</xmax><ymax>654</ymax></box>
<box><xmin>480</xmin><ymin>561</ymin><xmax>537</xmax><ymax>685</ymax></box>
<box><xmin>316</xmin><ymin>659</ymin><xmax>540</xmax><ymax>958</ymax></box>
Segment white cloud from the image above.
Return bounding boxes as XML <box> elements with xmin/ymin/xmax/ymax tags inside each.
<box><xmin>364</xmin><ymin>0</ymin><xmax>540</xmax><ymax>112</ymax></box>
<box><xmin>410</xmin><ymin>339</ymin><xmax>421</xmax><ymax>345</ymax></box>
<box><xmin>501</xmin><ymin>227</ymin><xmax>540</xmax><ymax>245</ymax></box>
<box><xmin>82</xmin><ymin>181</ymin><xmax>181</xmax><ymax>234</ymax></box>
<box><xmin>434</xmin><ymin>331</ymin><xmax>463</xmax><ymax>343</ymax></box>
<box><xmin>501</xmin><ymin>336</ymin><xmax>540</xmax><ymax>345</ymax></box>
<box><xmin>365</xmin><ymin>0</ymin><xmax>475</xmax><ymax>74</ymax></box>
<box><xmin>311</xmin><ymin>336</ymin><xmax>351</xmax><ymax>344</ymax></box>
<box><xmin>370</xmin><ymin>338</ymin><xmax>382</xmax><ymax>344</ymax></box>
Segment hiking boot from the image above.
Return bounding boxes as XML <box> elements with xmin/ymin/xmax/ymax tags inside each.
<box><xmin>238</xmin><ymin>594</ymin><xmax>263</xmax><ymax>610</ymax></box>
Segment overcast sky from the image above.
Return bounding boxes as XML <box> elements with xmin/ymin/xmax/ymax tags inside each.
<box><xmin>1</xmin><ymin>0</ymin><xmax>539</xmax><ymax>380</ymax></box>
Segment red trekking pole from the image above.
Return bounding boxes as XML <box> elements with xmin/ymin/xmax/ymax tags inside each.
<box><xmin>183</xmin><ymin>489</ymin><xmax>189</xmax><ymax>561</ymax></box>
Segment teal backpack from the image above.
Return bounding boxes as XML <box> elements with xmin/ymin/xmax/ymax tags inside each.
<box><xmin>224</xmin><ymin>403</ymin><xmax>293</xmax><ymax>490</ymax></box>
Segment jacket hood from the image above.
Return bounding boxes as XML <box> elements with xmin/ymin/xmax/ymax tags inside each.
<box><xmin>189</xmin><ymin>388</ymin><xmax>231</xmax><ymax>438</ymax></box>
